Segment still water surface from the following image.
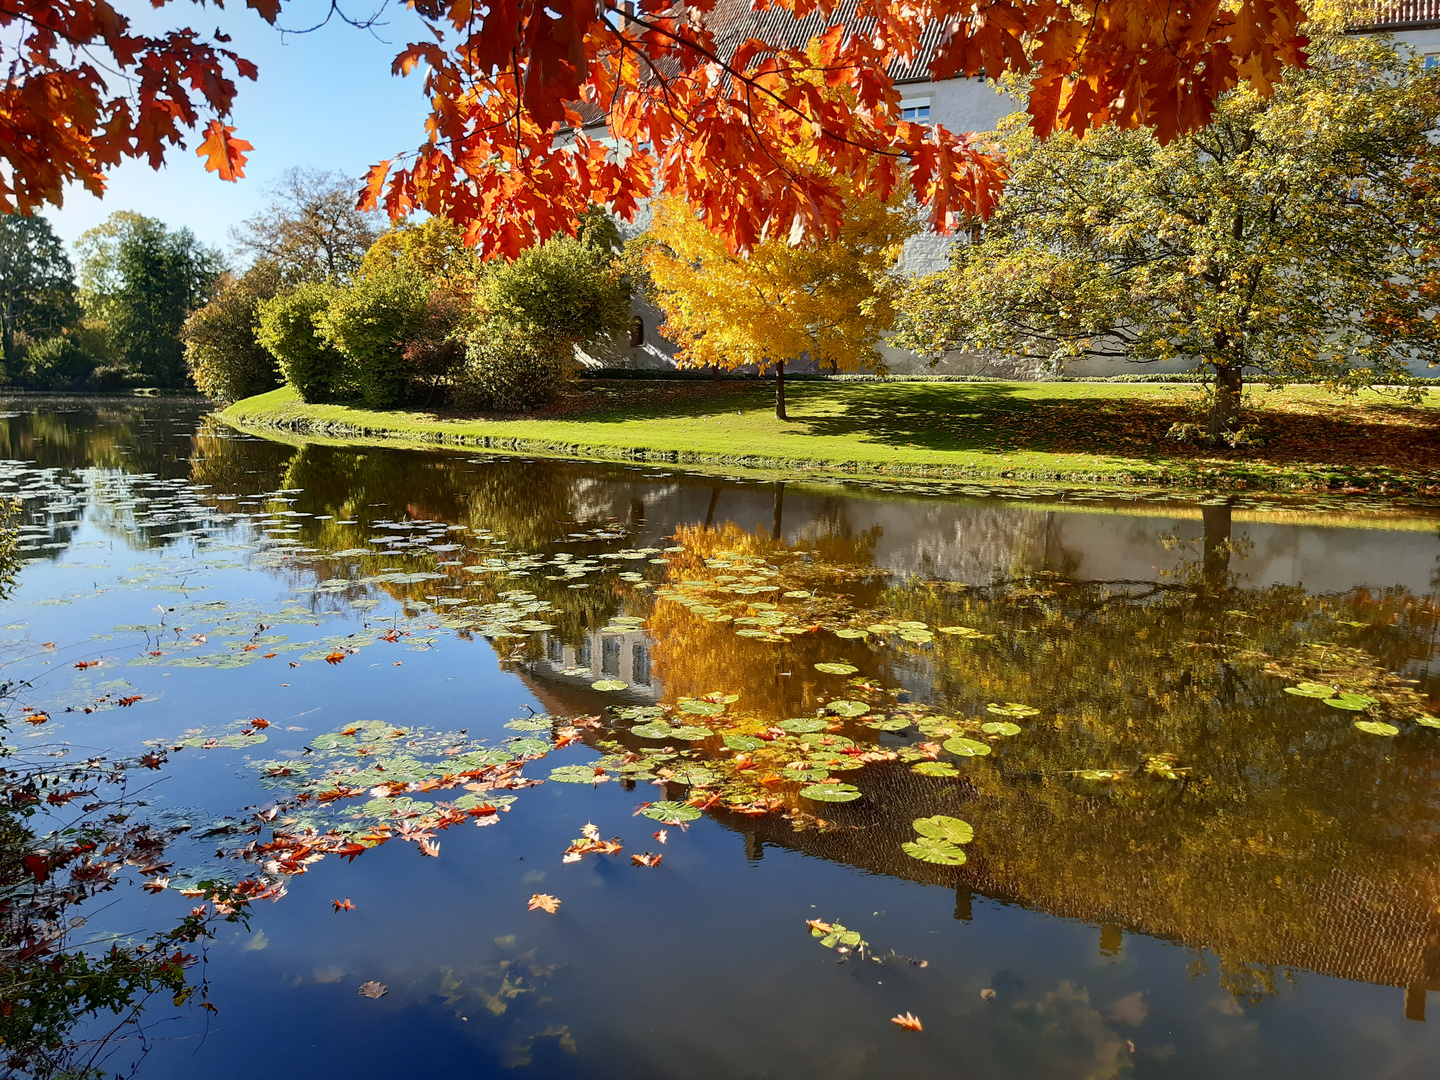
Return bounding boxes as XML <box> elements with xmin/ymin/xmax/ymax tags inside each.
<box><xmin>4</xmin><ymin>399</ymin><xmax>1440</xmax><ymax>1079</ymax></box>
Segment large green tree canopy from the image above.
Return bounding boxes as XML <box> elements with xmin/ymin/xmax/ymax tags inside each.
<box><xmin>77</xmin><ymin>212</ymin><xmax>225</xmax><ymax>387</ymax></box>
<box><xmin>894</xmin><ymin>33</ymin><xmax>1440</xmax><ymax>441</ymax></box>
<box><xmin>0</xmin><ymin>213</ymin><xmax>77</xmax><ymax>371</ymax></box>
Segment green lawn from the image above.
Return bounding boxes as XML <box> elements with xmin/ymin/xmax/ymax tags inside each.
<box><xmin>220</xmin><ymin>380</ymin><xmax>1440</xmax><ymax>494</ymax></box>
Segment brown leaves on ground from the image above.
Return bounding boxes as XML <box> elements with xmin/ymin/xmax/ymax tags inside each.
<box><xmin>891</xmin><ymin>1012</ymin><xmax>923</xmax><ymax>1031</ymax></box>
<box><xmin>528</xmin><ymin>893</ymin><xmax>561</xmax><ymax>914</ymax></box>
<box><xmin>358</xmin><ymin>981</ymin><xmax>387</xmax><ymax>999</ymax></box>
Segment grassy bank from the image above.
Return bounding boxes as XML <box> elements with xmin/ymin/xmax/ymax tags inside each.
<box><xmin>220</xmin><ymin>380</ymin><xmax>1440</xmax><ymax>495</ymax></box>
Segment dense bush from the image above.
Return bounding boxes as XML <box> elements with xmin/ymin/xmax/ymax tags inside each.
<box><xmin>182</xmin><ymin>261</ymin><xmax>283</xmax><ymax>402</ymax></box>
<box><xmin>452</xmin><ymin>333</ymin><xmax>574</xmax><ymax>411</ymax></box>
<box><xmin>256</xmin><ymin>283</ymin><xmax>346</xmax><ymax>403</ymax></box>
<box><xmin>318</xmin><ymin>264</ymin><xmax>434</xmax><ymax>407</ymax></box>
<box><xmin>482</xmin><ymin>236</ymin><xmax>630</xmax><ymax>346</ymax></box>
<box><xmin>20</xmin><ymin>335</ymin><xmax>94</xmax><ymax>389</ymax></box>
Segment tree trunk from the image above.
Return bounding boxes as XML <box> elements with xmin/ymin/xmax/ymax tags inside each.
<box><xmin>1209</xmin><ymin>363</ymin><xmax>1242</xmax><ymax>442</ymax></box>
<box><xmin>1201</xmin><ymin>501</ymin><xmax>1233</xmax><ymax>590</ymax></box>
<box><xmin>772</xmin><ymin>482</ymin><xmax>785</xmax><ymax>539</ymax></box>
<box><xmin>775</xmin><ymin>358</ymin><xmax>786</xmax><ymax>420</ymax></box>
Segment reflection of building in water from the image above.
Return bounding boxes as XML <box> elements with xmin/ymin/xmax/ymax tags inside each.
<box><xmin>531</xmin><ymin>629</ymin><xmax>660</xmax><ymax>704</ymax></box>
<box><xmin>711</xmin><ymin>766</ymin><xmax>1440</xmax><ymax>1022</ymax></box>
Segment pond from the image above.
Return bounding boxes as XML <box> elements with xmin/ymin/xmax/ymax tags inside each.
<box><xmin>3</xmin><ymin>398</ymin><xmax>1440</xmax><ymax>1079</ymax></box>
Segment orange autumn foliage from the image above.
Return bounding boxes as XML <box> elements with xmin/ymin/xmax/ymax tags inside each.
<box><xmin>3</xmin><ymin>1</ymin><xmax>1308</xmax><ymax>257</ymax></box>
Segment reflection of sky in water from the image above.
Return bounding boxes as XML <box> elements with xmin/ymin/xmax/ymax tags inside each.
<box><xmin>3</xmin><ymin>401</ymin><xmax>1440</xmax><ymax>1079</ymax></box>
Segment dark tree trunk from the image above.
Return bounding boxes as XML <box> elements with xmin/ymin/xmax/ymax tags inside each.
<box><xmin>775</xmin><ymin>358</ymin><xmax>786</xmax><ymax>420</ymax></box>
<box><xmin>1209</xmin><ymin>363</ymin><xmax>1242</xmax><ymax>442</ymax></box>
<box><xmin>772</xmin><ymin>482</ymin><xmax>785</xmax><ymax>539</ymax></box>
<box><xmin>704</xmin><ymin>484</ymin><xmax>721</xmax><ymax>527</ymax></box>
<box><xmin>1201</xmin><ymin>501</ymin><xmax>1233</xmax><ymax>591</ymax></box>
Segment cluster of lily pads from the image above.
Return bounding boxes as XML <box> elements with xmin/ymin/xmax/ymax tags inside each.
<box><xmin>1272</xmin><ymin>644</ymin><xmax>1440</xmax><ymax>738</ymax></box>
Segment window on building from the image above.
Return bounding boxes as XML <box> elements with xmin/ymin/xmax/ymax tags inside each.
<box><xmin>900</xmin><ymin>97</ymin><xmax>932</xmax><ymax>121</ymax></box>
<box><xmin>631</xmin><ymin>643</ymin><xmax>651</xmax><ymax>686</ymax></box>
<box><xmin>629</xmin><ymin>315</ymin><xmax>644</xmax><ymax>347</ymax></box>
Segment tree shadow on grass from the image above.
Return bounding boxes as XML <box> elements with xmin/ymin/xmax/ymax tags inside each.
<box><xmin>783</xmin><ymin>382</ymin><xmax>1440</xmax><ymax>472</ymax></box>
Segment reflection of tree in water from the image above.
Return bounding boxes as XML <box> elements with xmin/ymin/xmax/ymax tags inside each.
<box><xmin>635</xmin><ymin>512</ymin><xmax>1440</xmax><ymax>1014</ymax></box>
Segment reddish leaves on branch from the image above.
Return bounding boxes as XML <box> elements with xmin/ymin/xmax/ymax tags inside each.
<box><xmin>4</xmin><ymin>0</ymin><xmax>1307</xmax><ymax>256</ymax></box>
<box><xmin>363</xmin><ymin>0</ymin><xmax>1308</xmax><ymax>256</ymax></box>
<box><xmin>0</xmin><ymin>0</ymin><xmax>272</xmax><ymax>213</ymax></box>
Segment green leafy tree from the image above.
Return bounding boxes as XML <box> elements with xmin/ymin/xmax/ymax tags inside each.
<box><xmin>0</xmin><ymin>213</ymin><xmax>78</xmax><ymax>375</ymax></box>
<box><xmin>182</xmin><ymin>260</ymin><xmax>284</xmax><ymax>402</ymax></box>
<box><xmin>76</xmin><ymin>212</ymin><xmax>225</xmax><ymax>387</ymax></box>
<box><xmin>319</xmin><ymin>263</ymin><xmax>436</xmax><ymax>407</ymax></box>
<box><xmin>255</xmin><ymin>282</ymin><xmax>347</xmax><ymax>403</ymax></box>
<box><xmin>894</xmin><ymin>35</ymin><xmax>1440</xmax><ymax>442</ymax></box>
<box><xmin>481</xmin><ymin>235</ymin><xmax>630</xmax><ymax>348</ymax></box>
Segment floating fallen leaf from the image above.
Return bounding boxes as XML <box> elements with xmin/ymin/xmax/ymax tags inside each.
<box><xmin>652</xmin><ymin>829</ymin><xmax>668</xmax><ymax>844</ymax></box>
<box><xmin>980</xmin><ymin>988</ymin><xmax>997</xmax><ymax>1001</ymax></box>
<box><xmin>417</xmin><ymin>837</ymin><xmax>441</xmax><ymax>857</ymax></box>
<box><xmin>74</xmin><ymin>660</ymin><xmax>100</xmax><ymax>670</ymax></box>
<box><xmin>632</xmin><ymin>852</ymin><xmax>662</xmax><ymax>867</ymax></box>
<box><xmin>324</xmin><ymin>651</ymin><xmax>346</xmax><ymax>665</ymax></box>
<box><xmin>358</xmin><ymin>981</ymin><xmax>387</xmax><ymax>999</ymax></box>
<box><xmin>332</xmin><ymin>897</ymin><xmax>355</xmax><ymax>912</ymax></box>
<box><xmin>528</xmin><ymin>893</ymin><xmax>561</xmax><ymax>913</ymax></box>
<box><xmin>891</xmin><ymin>1012</ymin><xmax>923</xmax><ymax>1031</ymax></box>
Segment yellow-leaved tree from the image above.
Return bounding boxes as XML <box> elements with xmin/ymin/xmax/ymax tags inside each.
<box><xmin>642</xmin><ymin>178</ymin><xmax>918</xmax><ymax>420</ymax></box>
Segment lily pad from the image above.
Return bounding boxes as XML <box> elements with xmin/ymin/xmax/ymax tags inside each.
<box><xmin>1417</xmin><ymin>716</ymin><xmax>1440</xmax><ymax>728</ymax></box>
<box><xmin>1284</xmin><ymin>682</ymin><xmax>1335</xmax><ymax>698</ymax></box>
<box><xmin>1323</xmin><ymin>693</ymin><xmax>1379</xmax><ymax>711</ymax></box>
<box><xmin>591</xmin><ymin>679</ymin><xmax>628</xmax><ymax>692</ymax></box>
<box><xmin>814</xmin><ymin>662</ymin><xmax>860</xmax><ymax>676</ymax></box>
<box><xmin>640</xmin><ymin>801</ymin><xmax>701</xmax><ymax>823</ymax></box>
<box><xmin>913</xmin><ymin>815</ymin><xmax>974</xmax><ymax>844</ymax></box>
<box><xmin>911</xmin><ymin>761</ymin><xmax>959</xmax><ymax>777</ymax></box>
<box><xmin>799</xmin><ymin>783</ymin><xmax>862</xmax><ymax>803</ymax></box>
<box><xmin>779</xmin><ymin>717</ymin><xmax>831</xmax><ymax>733</ymax></box>
<box><xmin>1354</xmin><ymin>720</ymin><xmax>1400</xmax><ymax>736</ymax></box>
<box><xmin>824</xmin><ymin>700</ymin><xmax>871</xmax><ymax>718</ymax></box>
<box><xmin>630</xmin><ymin>723</ymin><xmax>678</xmax><ymax>739</ymax></box>
<box><xmin>834</xmin><ymin>628</ymin><xmax>868</xmax><ymax>640</ymax></box>
<box><xmin>549</xmin><ymin>765</ymin><xmax>607</xmax><ymax>783</ymax></box>
<box><xmin>724</xmin><ymin>735</ymin><xmax>765</xmax><ymax>751</ymax></box>
<box><xmin>943</xmin><ymin>737</ymin><xmax>992</xmax><ymax>757</ymax></box>
<box><xmin>902</xmin><ymin>837</ymin><xmax>968</xmax><ymax>865</ymax></box>
<box><xmin>981</xmin><ymin>721</ymin><xmax>1022</xmax><ymax>737</ymax></box>
<box><xmin>667</xmin><ymin>765</ymin><xmax>717</xmax><ymax>785</ymax></box>
<box><xmin>863</xmin><ymin>717</ymin><xmax>911</xmax><ymax>732</ymax></box>
<box><xmin>678</xmin><ymin>699</ymin><xmax>726</xmax><ymax>716</ymax></box>
<box><xmin>986</xmin><ymin>702</ymin><xmax>1039</xmax><ymax>718</ymax></box>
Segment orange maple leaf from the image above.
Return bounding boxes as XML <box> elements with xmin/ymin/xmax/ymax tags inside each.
<box><xmin>196</xmin><ymin>120</ymin><xmax>252</xmax><ymax>183</ymax></box>
<box><xmin>528</xmin><ymin>893</ymin><xmax>561</xmax><ymax>913</ymax></box>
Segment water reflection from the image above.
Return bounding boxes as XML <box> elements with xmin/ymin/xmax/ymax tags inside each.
<box><xmin>4</xmin><ymin>400</ymin><xmax>1440</xmax><ymax>1078</ymax></box>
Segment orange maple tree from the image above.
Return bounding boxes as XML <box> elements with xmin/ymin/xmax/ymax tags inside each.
<box><xmin>3</xmin><ymin>0</ymin><xmax>1310</xmax><ymax>256</ymax></box>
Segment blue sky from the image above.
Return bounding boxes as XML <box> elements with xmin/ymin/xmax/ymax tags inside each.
<box><xmin>46</xmin><ymin>1</ymin><xmax>437</xmax><ymax>258</ymax></box>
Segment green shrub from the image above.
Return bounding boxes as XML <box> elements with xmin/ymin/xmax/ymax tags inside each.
<box><xmin>21</xmin><ymin>336</ymin><xmax>94</xmax><ymax>389</ymax></box>
<box><xmin>256</xmin><ymin>283</ymin><xmax>347</xmax><ymax>403</ymax></box>
<box><xmin>319</xmin><ymin>264</ymin><xmax>433</xmax><ymax>407</ymax></box>
<box><xmin>452</xmin><ymin>332</ymin><xmax>574</xmax><ymax>411</ymax></box>
<box><xmin>182</xmin><ymin>261</ymin><xmax>283</xmax><ymax>402</ymax></box>
<box><xmin>482</xmin><ymin>236</ymin><xmax>630</xmax><ymax>346</ymax></box>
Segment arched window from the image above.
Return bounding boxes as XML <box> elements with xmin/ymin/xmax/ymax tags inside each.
<box><xmin>629</xmin><ymin>316</ymin><xmax>644</xmax><ymax>347</ymax></box>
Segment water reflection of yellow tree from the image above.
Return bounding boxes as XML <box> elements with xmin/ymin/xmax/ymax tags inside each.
<box><xmin>640</xmin><ymin>515</ymin><xmax>1440</xmax><ymax>1015</ymax></box>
